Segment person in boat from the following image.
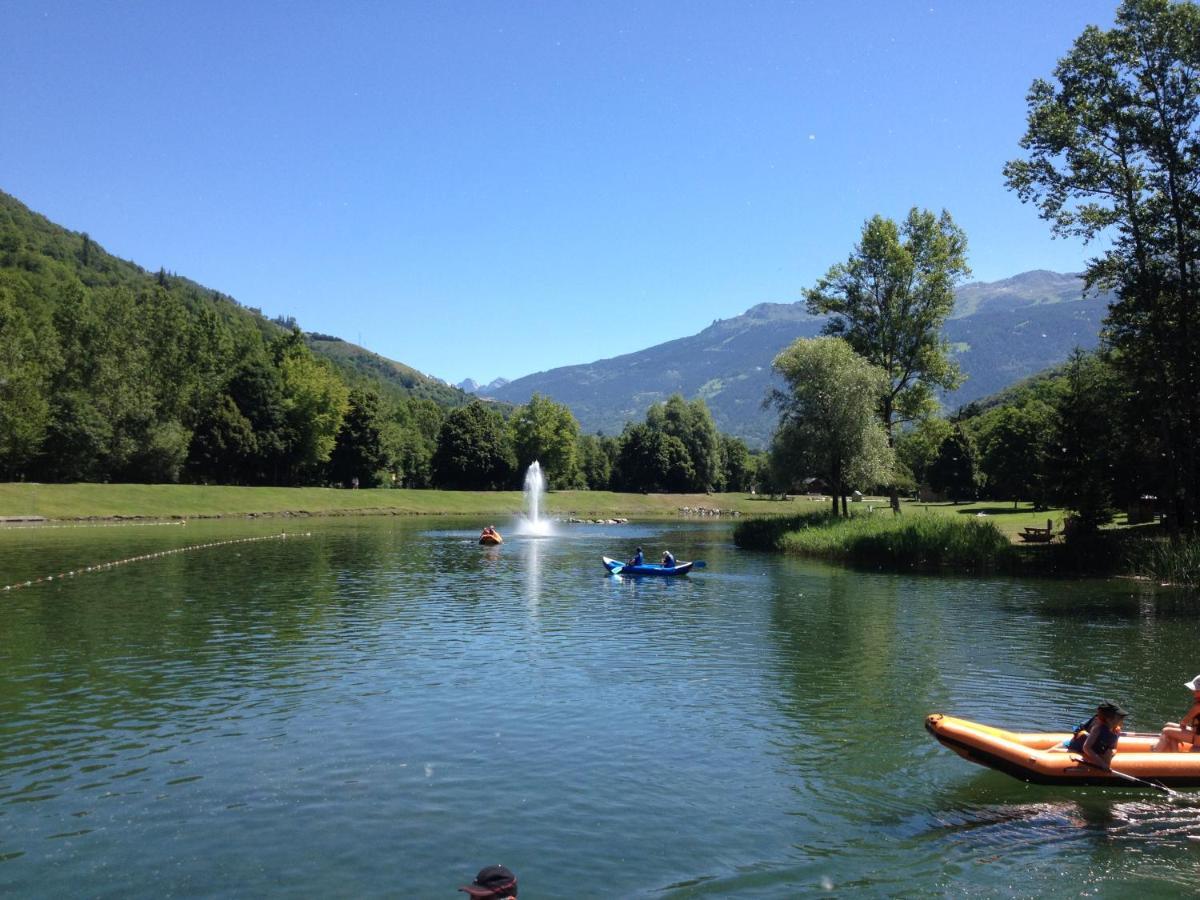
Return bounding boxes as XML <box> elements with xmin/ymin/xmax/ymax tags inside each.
<box><xmin>661</xmin><ymin>550</ymin><xmax>676</xmax><ymax>568</ymax></box>
<box><xmin>481</xmin><ymin>525</ymin><xmax>498</xmax><ymax>539</ymax></box>
<box><xmin>1062</xmin><ymin>700</ymin><xmax>1127</xmax><ymax>768</ymax></box>
<box><xmin>459</xmin><ymin>864</ymin><xmax>517</xmax><ymax>898</ymax></box>
<box><xmin>1153</xmin><ymin>675</ymin><xmax>1200</xmax><ymax>752</ymax></box>
<box><xmin>628</xmin><ymin>546</ymin><xmax>644</xmax><ymax>567</ymax></box>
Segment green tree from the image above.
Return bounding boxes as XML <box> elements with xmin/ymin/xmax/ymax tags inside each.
<box><xmin>578</xmin><ymin>433</ymin><xmax>615</xmax><ymax>490</ymax></box>
<box><xmin>432</xmin><ymin>400</ymin><xmax>516</xmax><ymax>490</ymax></box>
<box><xmin>510</xmin><ymin>393</ymin><xmax>582</xmax><ymax>488</ymax></box>
<box><xmin>973</xmin><ymin>400</ymin><xmax>1056</xmax><ymax>507</ymax></box>
<box><xmin>719</xmin><ymin>434</ymin><xmax>754</xmax><ymax>492</ymax></box>
<box><xmin>805</xmin><ymin>208</ymin><xmax>970</xmax><ymax>438</ymax></box>
<box><xmin>273</xmin><ymin>330</ymin><xmax>351</xmax><ymax>482</ymax></box>
<box><xmin>645</xmin><ymin>395</ymin><xmax>723</xmax><ymax>492</ymax></box>
<box><xmin>1045</xmin><ymin>351</ymin><xmax>1123</xmax><ymax>534</ymax></box>
<box><xmin>0</xmin><ymin>286</ymin><xmax>58</xmax><ymax>477</ymax></box>
<box><xmin>1004</xmin><ymin>0</ymin><xmax>1200</xmax><ymax>530</ymax></box>
<box><xmin>328</xmin><ymin>388</ymin><xmax>394</xmax><ymax>487</ymax></box>
<box><xmin>769</xmin><ymin>337</ymin><xmax>895</xmax><ymax>516</ymax></box>
<box><xmin>613</xmin><ymin>423</ymin><xmax>695</xmax><ymax>493</ymax></box>
<box><xmin>927</xmin><ymin>424</ymin><xmax>979</xmax><ymax>504</ymax></box>
<box><xmin>894</xmin><ymin>417</ymin><xmax>954</xmax><ymax>492</ymax></box>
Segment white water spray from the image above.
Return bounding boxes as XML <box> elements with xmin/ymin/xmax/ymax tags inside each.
<box><xmin>518</xmin><ymin>460</ymin><xmax>553</xmax><ymax>536</ymax></box>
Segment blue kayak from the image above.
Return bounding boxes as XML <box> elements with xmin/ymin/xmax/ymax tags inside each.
<box><xmin>603</xmin><ymin>556</ymin><xmax>695</xmax><ymax>576</ymax></box>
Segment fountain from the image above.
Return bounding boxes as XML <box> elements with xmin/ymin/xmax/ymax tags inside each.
<box><xmin>517</xmin><ymin>460</ymin><xmax>553</xmax><ymax>536</ymax></box>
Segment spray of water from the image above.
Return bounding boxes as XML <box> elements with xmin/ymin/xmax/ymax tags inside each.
<box><xmin>517</xmin><ymin>461</ymin><xmax>553</xmax><ymax>536</ymax></box>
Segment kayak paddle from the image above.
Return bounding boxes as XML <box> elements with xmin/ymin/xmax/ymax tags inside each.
<box><xmin>1073</xmin><ymin>756</ymin><xmax>1177</xmax><ymax>796</ymax></box>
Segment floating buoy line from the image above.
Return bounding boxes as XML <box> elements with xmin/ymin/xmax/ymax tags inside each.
<box><xmin>2</xmin><ymin>531</ymin><xmax>312</xmax><ymax>593</ymax></box>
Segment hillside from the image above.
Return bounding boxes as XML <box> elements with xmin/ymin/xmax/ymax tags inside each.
<box><xmin>0</xmin><ymin>189</ymin><xmax>471</xmax><ymax>484</ymax></box>
<box><xmin>487</xmin><ymin>271</ymin><xmax>1108</xmax><ymax>447</ymax></box>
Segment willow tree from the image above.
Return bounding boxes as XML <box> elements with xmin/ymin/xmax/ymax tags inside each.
<box><xmin>805</xmin><ymin>208</ymin><xmax>970</xmax><ymax>440</ymax></box>
<box><xmin>769</xmin><ymin>337</ymin><xmax>894</xmax><ymax>516</ymax></box>
<box><xmin>1004</xmin><ymin>0</ymin><xmax>1200</xmax><ymax>530</ymax></box>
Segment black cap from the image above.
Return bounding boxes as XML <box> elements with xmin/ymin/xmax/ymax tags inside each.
<box><xmin>1098</xmin><ymin>700</ymin><xmax>1128</xmax><ymax>717</ymax></box>
<box><xmin>460</xmin><ymin>865</ymin><xmax>517</xmax><ymax>898</ymax></box>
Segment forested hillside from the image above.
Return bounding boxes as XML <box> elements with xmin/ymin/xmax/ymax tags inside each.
<box><xmin>0</xmin><ymin>190</ymin><xmax>468</xmax><ymax>485</ymax></box>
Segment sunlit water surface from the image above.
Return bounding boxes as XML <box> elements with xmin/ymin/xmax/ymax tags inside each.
<box><xmin>2</xmin><ymin>517</ymin><xmax>1199</xmax><ymax>897</ymax></box>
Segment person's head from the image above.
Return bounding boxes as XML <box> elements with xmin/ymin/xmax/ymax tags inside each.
<box><xmin>1185</xmin><ymin>675</ymin><xmax>1200</xmax><ymax>695</ymax></box>
<box><xmin>1097</xmin><ymin>700</ymin><xmax>1128</xmax><ymax>724</ymax></box>
<box><xmin>636</xmin><ymin>547</ymin><xmax>643</xmax><ymax>554</ymax></box>
<box><xmin>459</xmin><ymin>864</ymin><xmax>517</xmax><ymax>899</ymax></box>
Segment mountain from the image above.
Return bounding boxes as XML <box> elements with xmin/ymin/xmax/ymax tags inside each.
<box><xmin>457</xmin><ymin>377</ymin><xmax>511</xmax><ymax>396</ymax></box>
<box><xmin>487</xmin><ymin>271</ymin><xmax>1109</xmax><ymax>447</ymax></box>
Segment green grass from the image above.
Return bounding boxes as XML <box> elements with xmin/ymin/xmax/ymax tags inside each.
<box><xmin>0</xmin><ymin>483</ymin><xmax>772</xmax><ymax>521</ymax></box>
<box><xmin>734</xmin><ymin>509</ymin><xmax>1015</xmax><ymax>572</ymax></box>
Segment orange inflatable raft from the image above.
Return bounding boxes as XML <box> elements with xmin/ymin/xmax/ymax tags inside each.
<box><xmin>479</xmin><ymin>531</ymin><xmax>503</xmax><ymax>546</ymax></box>
<box><xmin>926</xmin><ymin>713</ymin><xmax>1200</xmax><ymax>788</ymax></box>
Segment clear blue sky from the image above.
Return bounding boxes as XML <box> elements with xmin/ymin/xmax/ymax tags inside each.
<box><xmin>2</xmin><ymin>1</ymin><xmax>1119</xmax><ymax>386</ymax></box>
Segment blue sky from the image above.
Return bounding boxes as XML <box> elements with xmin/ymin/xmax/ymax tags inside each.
<box><xmin>2</xmin><ymin>1</ymin><xmax>1119</xmax><ymax>385</ymax></box>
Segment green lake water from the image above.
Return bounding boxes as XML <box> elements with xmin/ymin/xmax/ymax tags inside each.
<box><xmin>2</xmin><ymin>516</ymin><xmax>1199</xmax><ymax>897</ymax></box>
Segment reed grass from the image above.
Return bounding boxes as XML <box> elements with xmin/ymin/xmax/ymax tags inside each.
<box><xmin>1124</xmin><ymin>536</ymin><xmax>1200</xmax><ymax>588</ymax></box>
<box><xmin>735</xmin><ymin>510</ymin><xmax>1015</xmax><ymax>572</ymax></box>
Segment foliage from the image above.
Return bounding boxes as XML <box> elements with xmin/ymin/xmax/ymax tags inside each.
<box><xmin>510</xmin><ymin>393</ymin><xmax>582</xmax><ymax>488</ymax></box>
<box><xmin>612</xmin><ymin>423</ymin><xmax>695</xmax><ymax>492</ymax></box>
<box><xmin>926</xmin><ymin>423</ymin><xmax>979</xmax><ymax>503</ymax></box>
<box><xmin>805</xmin><ymin>208</ymin><xmax>970</xmax><ymax>436</ymax></box>
<box><xmin>0</xmin><ymin>189</ymin><xmax>476</xmax><ymax>487</ymax></box>
<box><xmin>1004</xmin><ymin>0</ymin><xmax>1200</xmax><ymax>530</ymax></box>
<box><xmin>768</xmin><ymin>337</ymin><xmax>895</xmax><ymax>515</ymax></box>
<box><xmin>894</xmin><ymin>417</ymin><xmax>953</xmax><ymax>491</ymax></box>
<box><xmin>1045</xmin><ymin>350</ymin><xmax>1122</xmax><ymax>533</ymax></box>
<box><xmin>645</xmin><ymin>395</ymin><xmax>723</xmax><ymax>492</ymax></box>
<box><xmin>431</xmin><ymin>401</ymin><xmax>516</xmax><ymax>490</ymax></box>
<box><xmin>578</xmin><ymin>433</ymin><xmax>616</xmax><ymax>490</ymax></box>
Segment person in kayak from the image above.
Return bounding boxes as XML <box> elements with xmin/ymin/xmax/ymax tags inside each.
<box><xmin>1152</xmin><ymin>675</ymin><xmax>1200</xmax><ymax>752</ymax></box>
<box><xmin>661</xmin><ymin>550</ymin><xmax>676</xmax><ymax>568</ymax></box>
<box><xmin>1063</xmin><ymin>700</ymin><xmax>1127</xmax><ymax>768</ymax></box>
<box><xmin>459</xmin><ymin>864</ymin><xmax>517</xmax><ymax>898</ymax></box>
<box><xmin>628</xmin><ymin>547</ymin><xmax>644</xmax><ymax>567</ymax></box>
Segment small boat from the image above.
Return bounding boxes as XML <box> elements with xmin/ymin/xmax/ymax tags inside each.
<box><xmin>602</xmin><ymin>556</ymin><xmax>694</xmax><ymax>576</ymax></box>
<box><xmin>926</xmin><ymin>713</ymin><xmax>1200</xmax><ymax>788</ymax></box>
<box><xmin>479</xmin><ymin>531</ymin><xmax>503</xmax><ymax>546</ymax></box>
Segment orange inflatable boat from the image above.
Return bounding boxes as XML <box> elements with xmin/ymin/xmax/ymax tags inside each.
<box><xmin>926</xmin><ymin>713</ymin><xmax>1200</xmax><ymax>788</ymax></box>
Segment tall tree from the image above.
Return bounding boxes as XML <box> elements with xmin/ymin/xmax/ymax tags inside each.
<box><xmin>769</xmin><ymin>337</ymin><xmax>895</xmax><ymax>516</ymax></box>
<box><xmin>509</xmin><ymin>393</ymin><xmax>582</xmax><ymax>488</ymax></box>
<box><xmin>646</xmin><ymin>395</ymin><xmax>723</xmax><ymax>492</ymax></box>
<box><xmin>927</xmin><ymin>424</ymin><xmax>979</xmax><ymax>504</ymax></box>
<box><xmin>1004</xmin><ymin>0</ymin><xmax>1200</xmax><ymax>530</ymax></box>
<box><xmin>432</xmin><ymin>400</ymin><xmax>516</xmax><ymax>490</ymax></box>
<box><xmin>805</xmin><ymin>208</ymin><xmax>970</xmax><ymax>438</ymax></box>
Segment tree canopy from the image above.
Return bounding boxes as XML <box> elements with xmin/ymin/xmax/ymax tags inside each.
<box><xmin>1004</xmin><ymin>0</ymin><xmax>1200</xmax><ymax>530</ymax></box>
<box><xmin>769</xmin><ymin>337</ymin><xmax>895</xmax><ymax>515</ymax></box>
<box><xmin>805</xmin><ymin>208</ymin><xmax>970</xmax><ymax>437</ymax></box>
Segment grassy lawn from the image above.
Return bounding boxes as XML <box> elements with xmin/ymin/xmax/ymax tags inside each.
<box><xmin>0</xmin><ymin>482</ymin><xmax>778</xmax><ymax>521</ymax></box>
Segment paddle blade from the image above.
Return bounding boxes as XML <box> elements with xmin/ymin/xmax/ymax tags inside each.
<box><xmin>691</xmin><ymin>560</ymin><xmax>707</xmax><ymax>568</ymax></box>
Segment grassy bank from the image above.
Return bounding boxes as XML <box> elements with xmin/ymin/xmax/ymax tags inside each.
<box><xmin>0</xmin><ymin>482</ymin><xmax>770</xmax><ymax>522</ymax></box>
<box><xmin>735</xmin><ymin>508</ymin><xmax>1200</xmax><ymax>586</ymax></box>
<box><xmin>733</xmin><ymin>510</ymin><xmax>1016</xmax><ymax>573</ymax></box>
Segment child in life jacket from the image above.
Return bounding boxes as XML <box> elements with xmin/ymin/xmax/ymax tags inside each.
<box><xmin>1064</xmin><ymin>700</ymin><xmax>1128</xmax><ymax>768</ymax></box>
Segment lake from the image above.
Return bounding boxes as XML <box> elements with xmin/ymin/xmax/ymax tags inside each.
<box><xmin>2</xmin><ymin>516</ymin><xmax>1198</xmax><ymax>897</ymax></box>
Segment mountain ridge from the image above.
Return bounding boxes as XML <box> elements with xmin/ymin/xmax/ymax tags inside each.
<box><xmin>484</xmin><ymin>270</ymin><xmax>1109</xmax><ymax>447</ymax></box>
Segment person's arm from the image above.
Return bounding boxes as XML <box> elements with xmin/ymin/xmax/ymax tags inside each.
<box><xmin>1182</xmin><ymin>701</ymin><xmax>1200</xmax><ymax>730</ymax></box>
<box><xmin>1081</xmin><ymin>725</ymin><xmax>1111</xmax><ymax>768</ymax></box>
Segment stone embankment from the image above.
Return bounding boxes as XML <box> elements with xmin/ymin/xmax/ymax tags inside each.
<box><xmin>567</xmin><ymin>517</ymin><xmax>629</xmax><ymax>525</ymax></box>
<box><xmin>678</xmin><ymin>506</ymin><xmax>740</xmax><ymax>517</ymax></box>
